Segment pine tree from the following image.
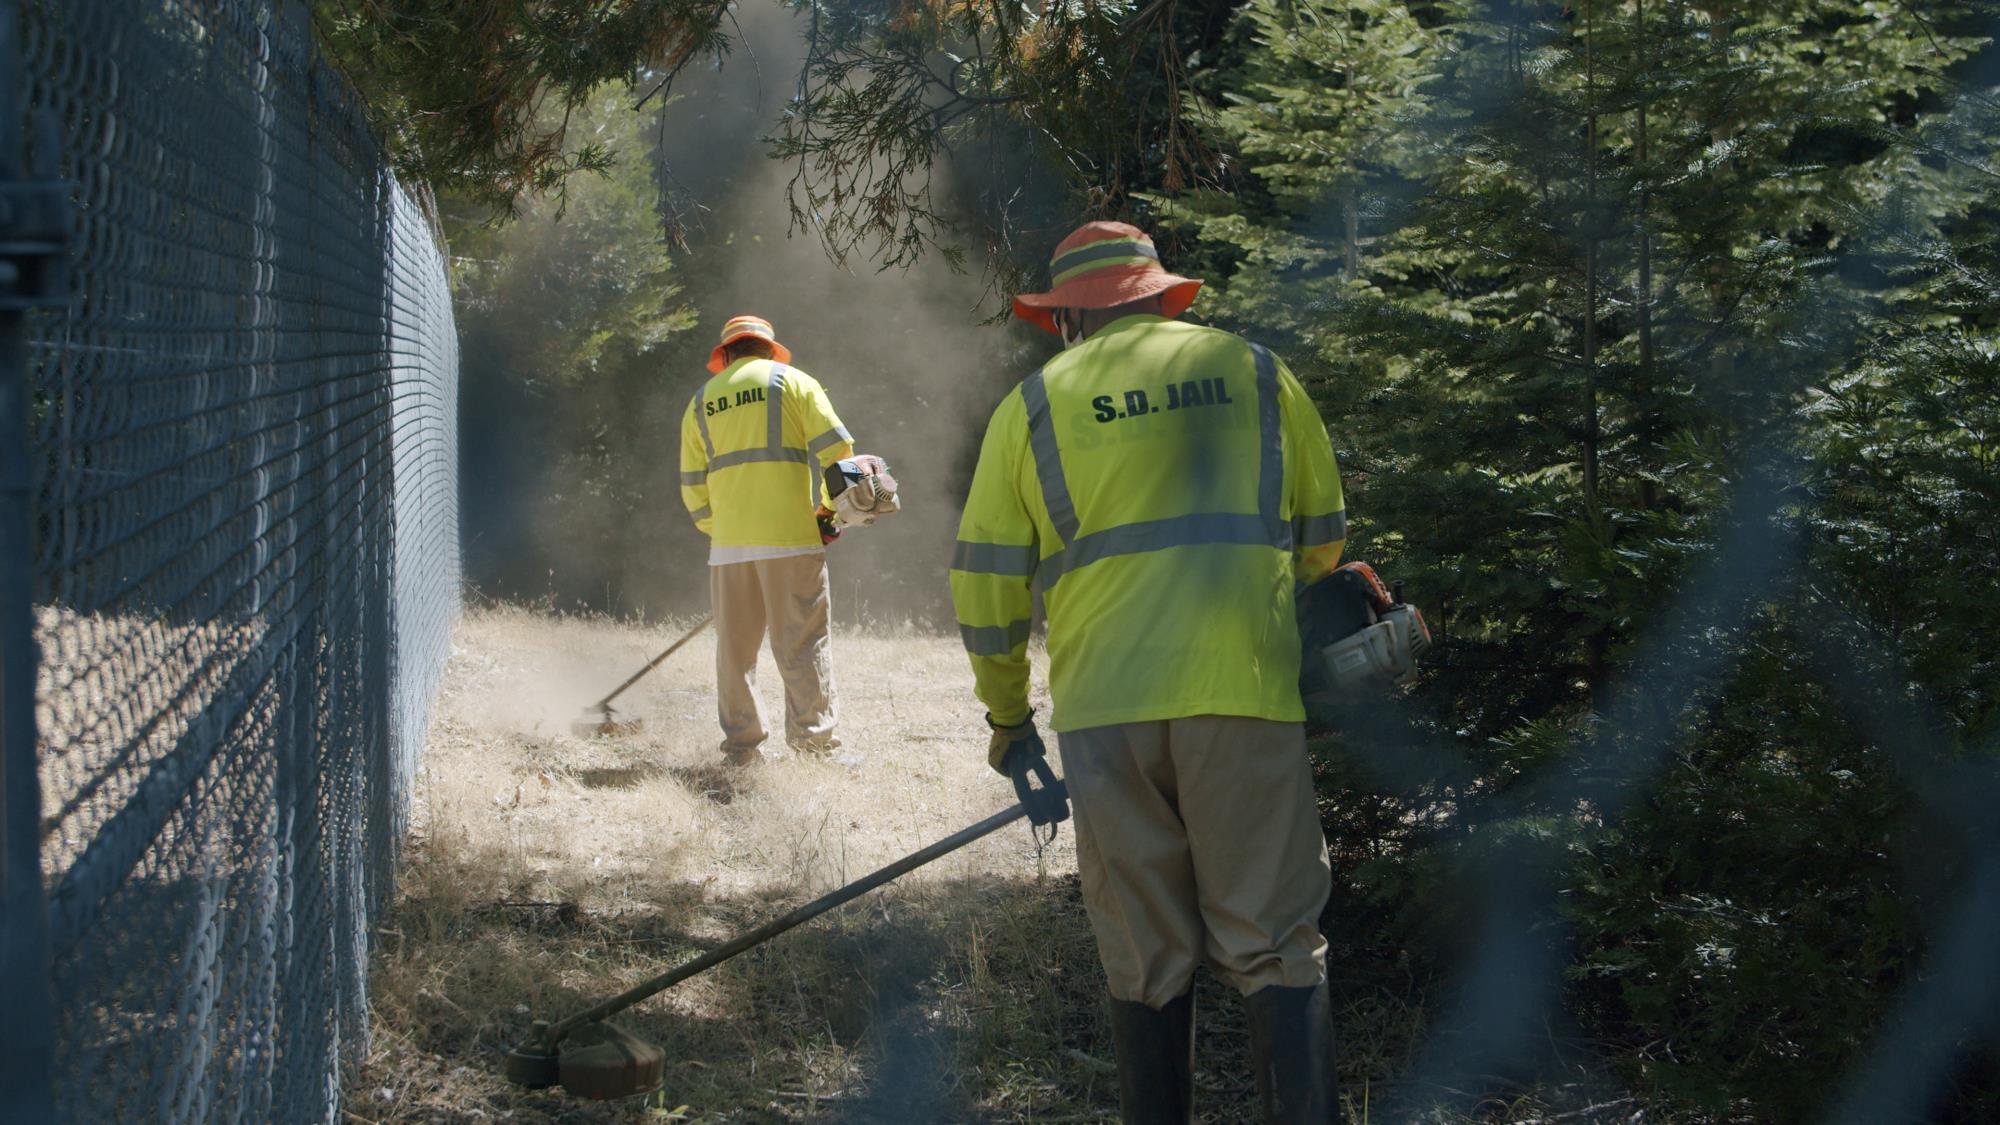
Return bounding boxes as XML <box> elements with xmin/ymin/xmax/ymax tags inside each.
<box><xmin>1162</xmin><ymin>0</ymin><xmax>1445</xmax><ymax>332</ymax></box>
<box><xmin>312</xmin><ymin>0</ymin><xmax>737</xmax><ymax>213</ymax></box>
<box><xmin>1178</xmin><ymin>1</ymin><xmax>1998</xmax><ymax>1115</ymax></box>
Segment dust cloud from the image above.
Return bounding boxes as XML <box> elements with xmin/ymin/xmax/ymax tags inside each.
<box><xmin>597</xmin><ymin>0</ymin><xmax>1051</xmax><ymax>627</ymax></box>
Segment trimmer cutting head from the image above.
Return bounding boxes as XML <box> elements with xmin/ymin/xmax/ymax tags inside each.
<box><xmin>503</xmin><ymin>1022</ymin><xmax>562</xmax><ymax>1088</ymax></box>
<box><xmin>572</xmin><ymin>617</ymin><xmax>712</xmax><ymax>739</ymax></box>
<box><xmin>505</xmin><ymin>1019</ymin><xmax>665</xmax><ymax>1099</ymax></box>
<box><xmin>571</xmin><ymin>707</ymin><xmax>645</xmax><ymax>738</ymax></box>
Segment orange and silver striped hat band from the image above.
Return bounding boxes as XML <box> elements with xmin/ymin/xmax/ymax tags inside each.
<box><xmin>1050</xmin><ymin>235</ymin><xmax>1160</xmax><ymax>284</ymax></box>
<box><xmin>1013</xmin><ymin>220</ymin><xmax>1203</xmax><ymax>336</ymax></box>
<box><xmin>708</xmin><ymin>314</ymin><xmax>793</xmax><ymax>373</ymax></box>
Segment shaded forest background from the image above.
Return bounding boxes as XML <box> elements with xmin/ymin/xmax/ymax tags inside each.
<box><xmin>314</xmin><ymin>1</ymin><xmax>2000</xmax><ymax>1120</ymax></box>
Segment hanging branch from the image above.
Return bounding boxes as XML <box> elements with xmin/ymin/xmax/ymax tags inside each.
<box><xmin>772</xmin><ymin>0</ymin><xmax>1225</xmax><ymax>277</ymax></box>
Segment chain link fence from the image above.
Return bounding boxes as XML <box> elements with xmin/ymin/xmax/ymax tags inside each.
<box><xmin>1</xmin><ymin>0</ymin><xmax>459</xmax><ymax>1120</ymax></box>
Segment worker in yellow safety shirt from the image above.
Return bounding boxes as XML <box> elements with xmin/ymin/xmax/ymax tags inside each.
<box><xmin>950</xmin><ymin>223</ymin><xmax>1349</xmax><ymax>1123</ymax></box>
<box><xmin>681</xmin><ymin>315</ymin><xmax>855</xmax><ymax>765</ymax></box>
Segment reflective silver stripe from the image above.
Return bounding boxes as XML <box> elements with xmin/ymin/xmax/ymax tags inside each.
<box><xmin>960</xmin><ymin>619</ymin><xmax>1033</xmax><ymax>656</ymax></box>
<box><xmin>1250</xmin><ymin>343</ymin><xmax>1287</xmax><ymax>550</ymax></box>
<box><xmin>689</xmin><ymin>505</ymin><xmax>711</xmax><ymax>521</ymax></box>
<box><xmin>1294</xmin><ymin>510</ymin><xmax>1347</xmax><ymax>547</ymax></box>
<box><xmin>767</xmin><ymin>363</ymin><xmax>788</xmax><ymax>452</ymax></box>
<box><xmin>808</xmin><ymin>425</ymin><xmax>852</xmax><ymax>455</ymax></box>
<box><xmin>1051</xmin><ymin>239</ymin><xmax>1159</xmax><ymax>276</ymax></box>
<box><xmin>690</xmin><ymin>387</ymin><xmax>715</xmax><ymax>458</ymax></box>
<box><xmin>810</xmin><ymin>425</ymin><xmax>849</xmax><ymax>509</ymax></box>
<box><xmin>1020</xmin><ymin>369</ymin><xmax>1080</xmax><ymax>543</ymax></box>
<box><xmin>709</xmin><ymin>447</ymin><xmax>810</xmax><ymax>471</ymax></box>
<box><xmin>951</xmin><ymin>540</ymin><xmax>1038</xmax><ymax>577</ymax></box>
<box><xmin>1036</xmin><ymin>513</ymin><xmax>1276</xmax><ymax>590</ymax></box>
<box><xmin>680</xmin><ymin>470</ymin><xmax>707</xmax><ymax>486</ymax></box>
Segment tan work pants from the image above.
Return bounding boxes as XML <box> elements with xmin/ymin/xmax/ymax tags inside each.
<box><xmin>1056</xmin><ymin>716</ymin><xmax>1331</xmax><ymax>1008</ymax></box>
<box><xmin>710</xmin><ymin>555</ymin><xmax>837</xmax><ymax>752</ymax></box>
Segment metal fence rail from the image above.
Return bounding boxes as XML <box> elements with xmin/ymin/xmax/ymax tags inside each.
<box><xmin>0</xmin><ymin>1</ymin><xmax>460</xmax><ymax>1120</ymax></box>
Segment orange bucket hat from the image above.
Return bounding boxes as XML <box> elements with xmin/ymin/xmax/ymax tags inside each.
<box><xmin>1012</xmin><ymin>221</ymin><xmax>1203</xmax><ymax>335</ymax></box>
<box><xmin>707</xmin><ymin>314</ymin><xmax>793</xmax><ymax>373</ymax></box>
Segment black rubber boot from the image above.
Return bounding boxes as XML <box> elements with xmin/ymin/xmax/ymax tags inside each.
<box><xmin>1107</xmin><ymin>990</ymin><xmax>1195</xmax><ymax>1124</ymax></box>
<box><xmin>1243</xmin><ymin>981</ymin><xmax>1343</xmax><ymax>1124</ymax></box>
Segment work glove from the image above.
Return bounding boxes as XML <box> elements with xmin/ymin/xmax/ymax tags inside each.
<box><xmin>817</xmin><ymin>511</ymin><xmax>842</xmax><ymax>545</ymax></box>
<box><xmin>986</xmin><ymin>712</ymin><xmax>1042</xmax><ymax>774</ymax></box>
<box><xmin>987</xmin><ymin>712</ymin><xmax>1069</xmax><ymax>829</ymax></box>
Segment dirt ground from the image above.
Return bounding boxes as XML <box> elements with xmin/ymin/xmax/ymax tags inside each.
<box><xmin>347</xmin><ymin>607</ymin><xmax>1643</xmax><ymax>1124</ymax></box>
<box><xmin>347</xmin><ymin>606</ymin><xmax>1134</xmax><ymax>1123</ymax></box>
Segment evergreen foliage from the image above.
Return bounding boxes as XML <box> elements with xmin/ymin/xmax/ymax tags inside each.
<box><xmin>1167</xmin><ymin>1</ymin><xmax>2000</xmax><ymax>1117</ymax></box>
<box><xmin>312</xmin><ymin>0</ymin><xmax>736</xmax><ymax>212</ymax></box>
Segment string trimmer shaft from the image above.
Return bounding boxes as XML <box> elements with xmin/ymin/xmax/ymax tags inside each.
<box><xmin>503</xmin><ymin>773</ymin><xmax>1066</xmax><ymax>1099</ymax></box>
<box><xmin>571</xmin><ymin>616</ymin><xmax>712</xmax><ymax>737</ymax></box>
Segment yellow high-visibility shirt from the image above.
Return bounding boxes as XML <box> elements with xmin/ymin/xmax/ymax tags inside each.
<box><xmin>679</xmin><ymin>358</ymin><xmax>855</xmax><ymax>549</ymax></box>
<box><xmin>950</xmin><ymin>315</ymin><xmax>1346</xmax><ymax>732</ymax></box>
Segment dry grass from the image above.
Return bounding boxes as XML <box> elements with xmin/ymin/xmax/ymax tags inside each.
<box><xmin>348</xmin><ymin>605</ymin><xmax>1118</xmax><ymax>1123</ymax></box>
<box><xmin>348</xmin><ymin>607</ymin><xmax>1647</xmax><ymax>1123</ymax></box>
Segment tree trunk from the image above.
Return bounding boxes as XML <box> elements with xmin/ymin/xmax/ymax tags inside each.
<box><xmin>1583</xmin><ymin>0</ymin><xmax>1607</xmax><ymax>693</ymax></box>
<box><xmin>1635</xmin><ymin>0</ymin><xmax>1657</xmax><ymax>514</ymax></box>
<box><xmin>1636</xmin><ymin>0</ymin><xmax>1655</xmax><ymax>403</ymax></box>
<box><xmin>1344</xmin><ymin>183</ymin><xmax>1361</xmax><ymax>279</ymax></box>
<box><xmin>1582</xmin><ymin>2</ymin><xmax>1601</xmax><ymax>532</ymax></box>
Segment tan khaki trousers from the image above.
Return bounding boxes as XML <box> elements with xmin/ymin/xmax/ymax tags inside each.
<box><xmin>710</xmin><ymin>555</ymin><xmax>837</xmax><ymax>752</ymax></box>
<box><xmin>1056</xmin><ymin>716</ymin><xmax>1331</xmax><ymax>1008</ymax></box>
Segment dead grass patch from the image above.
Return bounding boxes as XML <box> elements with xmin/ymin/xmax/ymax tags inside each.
<box><xmin>349</xmin><ymin>606</ymin><xmax>1646</xmax><ymax>1123</ymax></box>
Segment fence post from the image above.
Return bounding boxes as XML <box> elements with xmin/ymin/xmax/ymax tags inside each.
<box><xmin>0</xmin><ymin>0</ymin><xmax>72</xmax><ymax>1118</ymax></box>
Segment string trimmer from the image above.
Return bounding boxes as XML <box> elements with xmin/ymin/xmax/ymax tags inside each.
<box><xmin>571</xmin><ymin>616</ymin><xmax>712</xmax><ymax>737</ymax></box>
<box><xmin>503</xmin><ymin>753</ymin><xmax>1070</xmax><ymax>1099</ymax></box>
